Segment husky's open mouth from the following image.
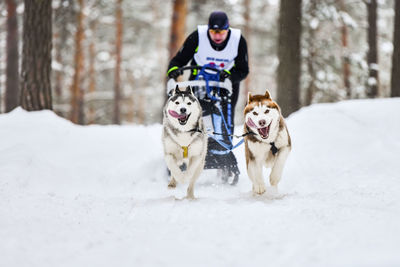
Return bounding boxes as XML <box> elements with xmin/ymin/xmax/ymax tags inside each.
<box><xmin>178</xmin><ymin>114</ymin><xmax>190</xmax><ymax>125</ymax></box>
<box><xmin>168</xmin><ymin>110</ymin><xmax>191</xmax><ymax>125</ymax></box>
<box><xmin>257</xmin><ymin>122</ymin><xmax>271</xmax><ymax>139</ymax></box>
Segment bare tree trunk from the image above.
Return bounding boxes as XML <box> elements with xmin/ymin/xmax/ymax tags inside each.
<box><xmin>243</xmin><ymin>0</ymin><xmax>251</xmax><ymax>97</ymax></box>
<box><xmin>342</xmin><ymin>26</ymin><xmax>351</xmax><ymax>98</ymax></box>
<box><xmin>20</xmin><ymin>0</ymin><xmax>52</xmax><ymax>111</ymax></box>
<box><xmin>5</xmin><ymin>0</ymin><xmax>19</xmax><ymax>112</ymax></box>
<box><xmin>169</xmin><ymin>0</ymin><xmax>187</xmax><ymax>60</ymax></box>
<box><xmin>54</xmin><ymin>0</ymin><xmax>74</xmax><ymax>102</ymax></box>
<box><xmin>126</xmin><ymin>70</ymin><xmax>135</xmax><ymax>123</ymax></box>
<box><xmin>113</xmin><ymin>0</ymin><xmax>123</xmax><ymax>124</ymax></box>
<box><xmin>304</xmin><ymin>0</ymin><xmax>317</xmax><ymax>106</ymax></box>
<box><xmin>339</xmin><ymin>1</ymin><xmax>351</xmax><ymax>98</ymax></box>
<box><xmin>70</xmin><ymin>0</ymin><xmax>85</xmax><ymax>124</ymax></box>
<box><xmin>54</xmin><ymin>39</ymin><xmax>63</xmax><ymax>101</ymax></box>
<box><xmin>137</xmin><ymin>80</ymin><xmax>145</xmax><ymax>124</ymax></box>
<box><xmin>277</xmin><ymin>0</ymin><xmax>302</xmax><ymax>117</ymax></box>
<box><xmin>88</xmin><ymin>20</ymin><xmax>97</xmax><ymax>124</ymax></box>
<box><xmin>152</xmin><ymin>0</ymin><xmax>165</xmax><ymax>82</ymax></box>
<box><xmin>366</xmin><ymin>0</ymin><xmax>379</xmax><ymax>98</ymax></box>
<box><xmin>164</xmin><ymin>0</ymin><xmax>187</xmax><ymax>107</ymax></box>
<box><xmin>151</xmin><ymin>0</ymin><xmax>164</xmax><ymax>123</ymax></box>
<box><xmin>391</xmin><ymin>0</ymin><xmax>400</xmax><ymax>97</ymax></box>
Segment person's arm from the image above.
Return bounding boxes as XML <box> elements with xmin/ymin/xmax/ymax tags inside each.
<box><xmin>167</xmin><ymin>31</ymin><xmax>199</xmax><ymax>74</ymax></box>
<box><xmin>229</xmin><ymin>35</ymin><xmax>249</xmax><ymax>84</ymax></box>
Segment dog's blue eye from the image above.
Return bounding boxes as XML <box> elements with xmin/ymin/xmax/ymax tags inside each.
<box><xmin>175</xmin><ymin>101</ymin><xmax>179</xmax><ymax>105</ymax></box>
<box><xmin>187</xmin><ymin>102</ymin><xmax>192</xmax><ymax>105</ymax></box>
<box><xmin>265</xmin><ymin>109</ymin><xmax>269</xmax><ymax>114</ymax></box>
<box><xmin>253</xmin><ymin>111</ymin><xmax>258</xmax><ymax>116</ymax></box>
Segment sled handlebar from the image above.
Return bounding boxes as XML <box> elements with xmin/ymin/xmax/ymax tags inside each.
<box><xmin>167</xmin><ymin>65</ymin><xmax>232</xmax><ymax>96</ymax></box>
<box><xmin>166</xmin><ymin>79</ymin><xmax>232</xmax><ymax>96</ymax></box>
<box><xmin>175</xmin><ymin>65</ymin><xmax>223</xmax><ymax>74</ymax></box>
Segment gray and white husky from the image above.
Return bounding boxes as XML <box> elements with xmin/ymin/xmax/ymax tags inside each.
<box><xmin>162</xmin><ymin>85</ymin><xmax>207</xmax><ymax>199</ymax></box>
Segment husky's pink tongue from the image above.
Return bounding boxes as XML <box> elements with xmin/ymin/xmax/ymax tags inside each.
<box><xmin>168</xmin><ymin>110</ymin><xmax>186</xmax><ymax>119</ymax></box>
<box><xmin>246</xmin><ymin>117</ymin><xmax>257</xmax><ymax>128</ymax></box>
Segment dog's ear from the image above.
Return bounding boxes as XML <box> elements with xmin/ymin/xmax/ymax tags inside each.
<box><xmin>265</xmin><ymin>89</ymin><xmax>272</xmax><ymax>100</ymax></box>
<box><xmin>173</xmin><ymin>85</ymin><xmax>181</xmax><ymax>95</ymax></box>
<box><xmin>187</xmin><ymin>86</ymin><xmax>195</xmax><ymax>96</ymax></box>
<box><xmin>247</xmin><ymin>92</ymin><xmax>253</xmax><ymax>103</ymax></box>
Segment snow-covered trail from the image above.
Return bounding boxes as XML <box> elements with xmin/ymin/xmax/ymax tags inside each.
<box><xmin>1</xmin><ymin>99</ymin><xmax>399</xmax><ymax>267</ymax></box>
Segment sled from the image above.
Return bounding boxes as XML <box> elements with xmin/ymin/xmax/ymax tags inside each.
<box><xmin>167</xmin><ymin>64</ymin><xmax>241</xmax><ymax>185</ymax></box>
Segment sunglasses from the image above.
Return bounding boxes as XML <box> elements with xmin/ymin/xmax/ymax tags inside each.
<box><xmin>209</xmin><ymin>29</ymin><xmax>228</xmax><ymax>34</ymax></box>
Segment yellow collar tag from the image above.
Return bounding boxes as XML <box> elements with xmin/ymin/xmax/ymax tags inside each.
<box><xmin>182</xmin><ymin>146</ymin><xmax>188</xmax><ymax>158</ymax></box>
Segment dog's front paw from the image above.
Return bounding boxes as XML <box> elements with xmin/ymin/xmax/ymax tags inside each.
<box><xmin>186</xmin><ymin>192</ymin><xmax>195</xmax><ymax>199</ymax></box>
<box><xmin>252</xmin><ymin>183</ymin><xmax>266</xmax><ymax>195</ymax></box>
<box><xmin>168</xmin><ymin>177</ymin><xmax>177</xmax><ymax>188</ymax></box>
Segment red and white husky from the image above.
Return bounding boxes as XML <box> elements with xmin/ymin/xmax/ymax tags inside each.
<box><xmin>244</xmin><ymin>90</ymin><xmax>291</xmax><ymax>195</ymax></box>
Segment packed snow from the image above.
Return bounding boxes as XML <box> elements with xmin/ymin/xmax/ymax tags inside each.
<box><xmin>1</xmin><ymin>98</ymin><xmax>400</xmax><ymax>267</ymax></box>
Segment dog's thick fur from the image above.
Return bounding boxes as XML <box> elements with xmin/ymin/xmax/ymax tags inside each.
<box><xmin>244</xmin><ymin>90</ymin><xmax>291</xmax><ymax>195</ymax></box>
<box><xmin>162</xmin><ymin>86</ymin><xmax>207</xmax><ymax>199</ymax></box>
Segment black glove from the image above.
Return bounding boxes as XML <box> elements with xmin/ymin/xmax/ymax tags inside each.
<box><xmin>220</xmin><ymin>69</ymin><xmax>231</xmax><ymax>82</ymax></box>
<box><xmin>167</xmin><ymin>67</ymin><xmax>181</xmax><ymax>79</ymax></box>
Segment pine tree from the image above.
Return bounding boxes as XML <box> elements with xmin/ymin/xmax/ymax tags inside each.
<box><xmin>277</xmin><ymin>0</ymin><xmax>302</xmax><ymax>117</ymax></box>
<box><xmin>366</xmin><ymin>0</ymin><xmax>379</xmax><ymax>97</ymax></box>
<box><xmin>113</xmin><ymin>0</ymin><xmax>123</xmax><ymax>124</ymax></box>
<box><xmin>20</xmin><ymin>0</ymin><xmax>53</xmax><ymax>110</ymax></box>
<box><xmin>391</xmin><ymin>0</ymin><xmax>400</xmax><ymax>97</ymax></box>
<box><xmin>169</xmin><ymin>0</ymin><xmax>187</xmax><ymax>60</ymax></box>
<box><xmin>5</xmin><ymin>0</ymin><xmax>19</xmax><ymax>112</ymax></box>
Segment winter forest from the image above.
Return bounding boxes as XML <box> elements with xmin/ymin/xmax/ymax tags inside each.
<box><xmin>1</xmin><ymin>0</ymin><xmax>399</xmax><ymax>124</ymax></box>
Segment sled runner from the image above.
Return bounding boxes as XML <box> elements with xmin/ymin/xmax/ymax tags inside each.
<box><xmin>167</xmin><ymin>64</ymin><xmax>241</xmax><ymax>185</ymax></box>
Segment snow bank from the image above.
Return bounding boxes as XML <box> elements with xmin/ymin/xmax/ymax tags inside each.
<box><xmin>1</xmin><ymin>99</ymin><xmax>399</xmax><ymax>267</ymax></box>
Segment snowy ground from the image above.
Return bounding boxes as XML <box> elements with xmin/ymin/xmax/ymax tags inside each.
<box><xmin>1</xmin><ymin>98</ymin><xmax>400</xmax><ymax>267</ymax></box>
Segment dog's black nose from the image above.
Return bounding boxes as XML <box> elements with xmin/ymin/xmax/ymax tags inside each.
<box><xmin>259</xmin><ymin>120</ymin><xmax>266</xmax><ymax>127</ymax></box>
<box><xmin>180</xmin><ymin>107</ymin><xmax>187</xmax><ymax>114</ymax></box>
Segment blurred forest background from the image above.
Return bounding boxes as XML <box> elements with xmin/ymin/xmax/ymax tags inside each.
<box><xmin>0</xmin><ymin>0</ymin><xmax>399</xmax><ymax>125</ymax></box>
